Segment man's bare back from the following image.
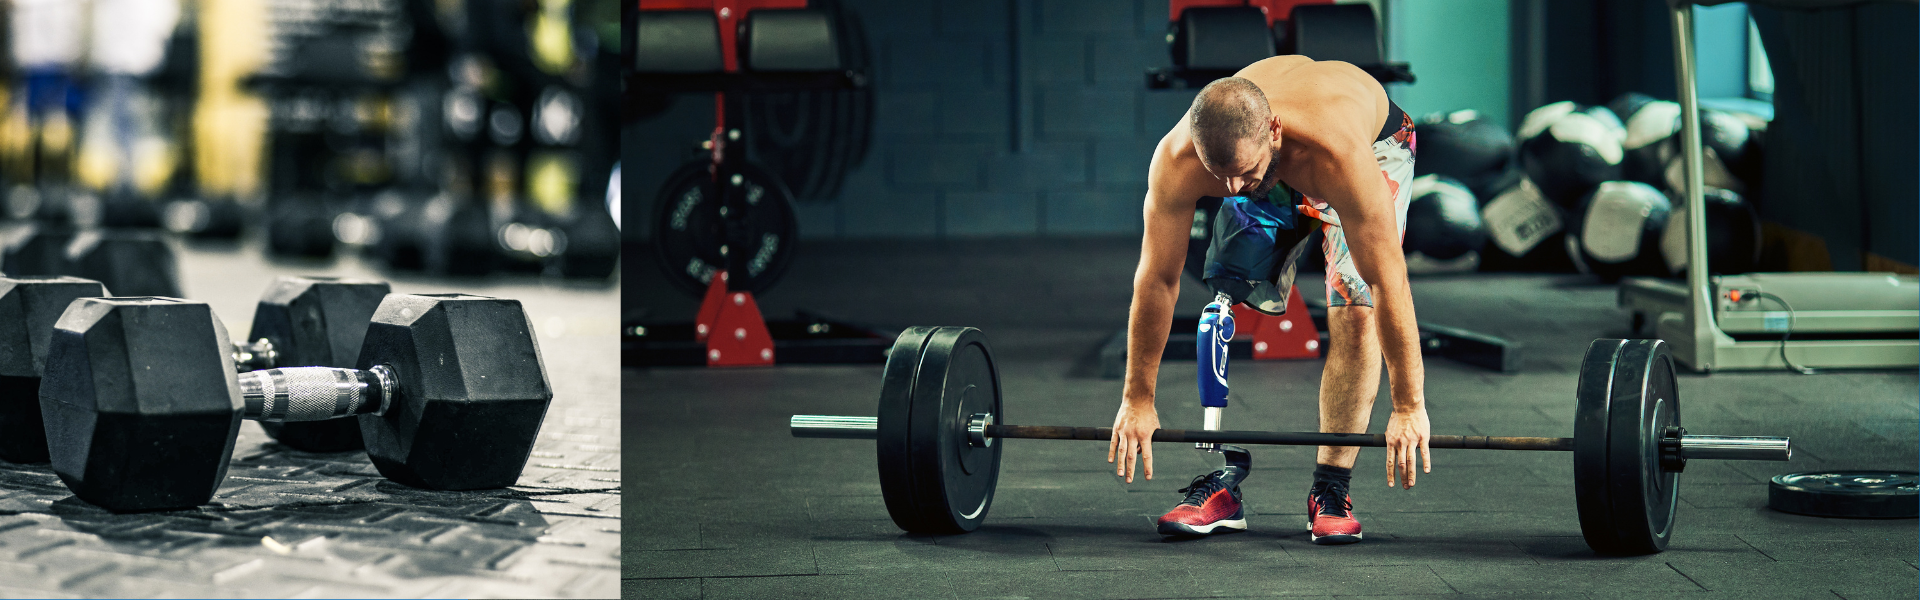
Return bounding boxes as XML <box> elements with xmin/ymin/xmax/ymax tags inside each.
<box><xmin>1150</xmin><ymin>56</ymin><xmax>1391</xmax><ymax>211</ymax></box>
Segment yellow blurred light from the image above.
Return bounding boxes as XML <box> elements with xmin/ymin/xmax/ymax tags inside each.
<box><xmin>527</xmin><ymin>151</ymin><xmax>577</xmax><ymax>217</ymax></box>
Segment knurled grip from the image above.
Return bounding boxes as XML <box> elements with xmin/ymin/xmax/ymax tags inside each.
<box><xmin>239</xmin><ymin>365</ymin><xmax>393</xmax><ymax>422</ymax></box>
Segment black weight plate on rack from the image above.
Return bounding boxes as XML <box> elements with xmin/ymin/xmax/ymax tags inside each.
<box><xmin>905</xmin><ymin>327</ymin><xmax>1002</xmax><ymax>534</ymax></box>
<box><xmin>1769</xmin><ymin>471</ymin><xmax>1919</xmax><ymax>518</ymax></box>
<box><xmin>1575</xmin><ymin>338</ymin><xmax>1681</xmax><ymax>555</ymax></box>
<box><xmin>650</xmin><ymin>160</ymin><xmax>799</xmax><ymax>298</ymax></box>
<box><xmin>876</xmin><ymin>326</ymin><xmax>940</xmax><ymax>533</ymax></box>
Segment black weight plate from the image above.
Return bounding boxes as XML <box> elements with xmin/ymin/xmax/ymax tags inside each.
<box><xmin>877</xmin><ymin>327</ymin><xmax>940</xmax><ymax>533</ymax></box>
<box><xmin>905</xmin><ymin>327</ymin><xmax>1002</xmax><ymax>534</ymax></box>
<box><xmin>1573</xmin><ymin>339</ymin><xmax>1622</xmax><ymax>552</ymax></box>
<box><xmin>1575</xmin><ymin>338</ymin><xmax>1680</xmax><ymax>555</ymax></box>
<box><xmin>650</xmin><ymin>160</ymin><xmax>799</xmax><ymax>299</ymax></box>
<box><xmin>1769</xmin><ymin>471</ymin><xmax>1919</xmax><ymax>519</ymax></box>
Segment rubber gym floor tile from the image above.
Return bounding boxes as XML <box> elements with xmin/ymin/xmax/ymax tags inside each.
<box><xmin>625</xmin><ymin>517</ymin><xmax>703</xmax><ymax>551</ymax></box>
<box><xmin>629</xmin><ymin>494</ymin><xmax>813</xmax><ymax>525</ymax></box>
<box><xmin>953</xmin><ymin>568</ymin><xmax>1219</xmax><ymax>600</ymax></box>
<box><xmin>1045</xmin><ymin>535</ymin><xmax>1302</xmax><ymax>571</ymax></box>
<box><xmin>1329</xmin><ymin>594</ymin><xmax>1592</xmax><ymax>600</ymax></box>
<box><xmin>1663</xmin><ymin>557</ymin><xmax>1919</xmax><ymax>597</ymax></box>
<box><xmin>1358</xmin><ymin>510</ymin><xmax>1581</xmax><ymax>541</ymax></box>
<box><xmin>698</xmin><ymin>518</ymin><xmax>823</xmax><ymax>549</ymax></box>
<box><xmin>998</xmin><ymin>488</ymin><xmax>1168</xmax><ymax>519</ymax></box>
<box><xmin>1733</xmin><ymin>533</ymin><xmax>1918</xmax><ymax>563</ymax></box>
<box><xmin>1672</xmin><ymin>504</ymin><xmax>1856</xmax><ymax>536</ymax></box>
<box><xmin>623</xmin><ymin>546</ymin><xmax>819</xmax><ymax>579</ymax></box>
<box><xmin>1514</xmin><ymin>533</ymin><xmax>1766</xmax><ymax>564</ymax></box>
<box><xmin>1182</xmin><ymin>564</ymin><xmax>1456</xmax><ymax>596</ymax></box>
<box><xmin>622</xmin><ymin>577</ymin><xmax>701</xmax><ymax>600</ymax></box>
<box><xmin>972</xmin><ymin>515</ymin><xmax>1161</xmax><ymax>540</ymax></box>
<box><xmin>1279</xmin><ymin>535</ymin><xmax>1537</xmax><ymax>567</ymax></box>
<box><xmin>810</xmin><ymin>538</ymin><xmax>1056</xmax><ymax>575</ymax></box>
<box><xmin>1838</xmin><ymin>517</ymin><xmax>1920</xmax><ymax>538</ymax></box>
<box><xmin>699</xmin><ymin>573</ymin><xmax>965</xmax><ymax>600</ymax></box>
<box><xmin>1429</xmin><ymin>561</ymin><xmax>1704</xmax><ymax>595</ymax></box>
<box><xmin>801</xmin><ymin>495</ymin><xmax>895</xmax><ymax>522</ymax></box>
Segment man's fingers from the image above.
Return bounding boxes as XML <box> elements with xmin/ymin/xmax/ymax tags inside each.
<box><xmin>1406</xmin><ymin>444</ymin><xmax>1417</xmax><ymax>487</ymax></box>
<box><xmin>1142</xmin><ymin>440</ymin><xmax>1154</xmax><ymax>481</ymax></box>
<box><xmin>1421</xmin><ymin>443</ymin><xmax>1432</xmax><ymax>474</ymax></box>
<box><xmin>1107</xmin><ymin>432</ymin><xmax>1117</xmax><ymax>464</ymax></box>
<box><xmin>1386</xmin><ymin>449</ymin><xmax>1398</xmax><ymax>487</ymax></box>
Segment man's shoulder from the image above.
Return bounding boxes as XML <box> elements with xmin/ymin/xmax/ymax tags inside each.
<box><xmin>1147</xmin><ymin>128</ymin><xmax>1209</xmax><ymax>196</ymax></box>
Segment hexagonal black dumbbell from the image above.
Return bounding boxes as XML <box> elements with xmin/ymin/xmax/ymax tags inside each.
<box><xmin>0</xmin><ymin>275</ymin><xmax>389</xmax><ymax>463</ymax></box>
<box><xmin>0</xmin><ymin>276</ymin><xmax>109</xmax><ymax>463</ymax></box>
<box><xmin>0</xmin><ymin>225</ymin><xmax>180</xmax><ymax>297</ymax></box>
<box><xmin>39</xmin><ymin>294</ymin><xmax>553</xmax><ymax>512</ymax></box>
<box><xmin>241</xmin><ymin>276</ymin><xmax>391</xmax><ymax>453</ymax></box>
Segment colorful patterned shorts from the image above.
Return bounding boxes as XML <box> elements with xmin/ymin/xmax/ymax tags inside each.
<box><xmin>1299</xmin><ymin>110</ymin><xmax>1416</xmax><ymax>308</ymax></box>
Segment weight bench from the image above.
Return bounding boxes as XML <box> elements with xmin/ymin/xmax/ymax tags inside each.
<box><xmin>1147</xmin><ymin>1</ymin><xmax>1414</xmax><ymax>90</ymax></box>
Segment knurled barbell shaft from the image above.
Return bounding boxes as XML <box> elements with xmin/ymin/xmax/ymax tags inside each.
<box><xmin>986</xmin><ymin>425</ymin><xmax>1574</xmax><ymax>451</ymax></box>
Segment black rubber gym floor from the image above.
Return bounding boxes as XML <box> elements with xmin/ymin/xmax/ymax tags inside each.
<box><xmin>0</xmin><ymin>243</ymin><xmax>620</xmax><ymax>598</ymax></box>
<box><xmin>626</xmin><ymin>239</ymin><xmax>1917</xmax><ymax>600</ymax></box>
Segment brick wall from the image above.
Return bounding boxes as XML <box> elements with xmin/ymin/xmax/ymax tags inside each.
<box><xmin>629</xmin><ymin>0</ymin><xmax>1196</xmax><ymax>241</ymax></box>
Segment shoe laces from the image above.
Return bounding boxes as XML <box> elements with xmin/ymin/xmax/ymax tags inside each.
<box><xmin>1311</xmin><ymin>481</ymin><xmax>1351</xmax><ymax>518</ymax></box>
<box><xmin>1176</xmin><ymin>470</ymin><xmax>1229</xmax><ymax>506</ymax></box>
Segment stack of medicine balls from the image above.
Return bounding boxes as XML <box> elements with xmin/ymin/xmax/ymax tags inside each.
<box><xmin>1402</xmin><ymin>95</ymin><xmax>1766</xmax><ymax>280</ymax></box>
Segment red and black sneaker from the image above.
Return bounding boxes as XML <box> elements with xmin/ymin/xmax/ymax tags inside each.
<box><xmin>1157</xmin><ymin>470</ymin><xmax>1248</xmax><ymax>537</ymax></box>
<box><xmin>1307</xmin><ymin>483</ymin><xmax>1362</xmax><ymax>544</ymax></box>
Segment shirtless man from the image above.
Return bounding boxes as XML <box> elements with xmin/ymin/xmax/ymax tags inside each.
<box><xmin>1107</xmin><ymin>56</ymin><xmax>1432</xmax><ymax>545</ymax></box>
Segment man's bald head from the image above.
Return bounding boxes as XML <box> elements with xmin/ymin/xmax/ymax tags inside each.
<box><xmin>1188</xmin><ymin>77</ymin><xmax>1273</xmax><ymax>170</ymax></box>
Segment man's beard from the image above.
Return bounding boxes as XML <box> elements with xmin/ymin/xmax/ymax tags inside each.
<box><xmin>1241</xmin><ymin>148</ymin><xmax>1285</xmax><ymax>199</ymax></box>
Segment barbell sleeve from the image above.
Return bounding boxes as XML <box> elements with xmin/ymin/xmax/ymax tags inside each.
<box><xmin>787</xmin><ymin>415</ymin><xmax>1790</xmax><ymax>461</ymax></box>
<box><xmin>1678</xmin><ymin>435</ymin><xmax>1791</xmax><ymax>461</ymax></box>
<box><xmin>790</xmin><ymin>415</ymin><xmax>882</xmax><ymax>439</ymax></box>
<box><xmin>240</xmin><ymin>365</ymin><xmax>396</xmax><ymax>422</ymax></box>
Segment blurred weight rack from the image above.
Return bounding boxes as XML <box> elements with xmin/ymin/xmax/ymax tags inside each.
<box><xmin>0</xmin><ymin>0</ymin><xmax>622</xmax><ymax>597</ymax></box>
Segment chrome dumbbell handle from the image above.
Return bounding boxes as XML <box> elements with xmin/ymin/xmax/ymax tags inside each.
<box><xmin>238</xmin><ymin>365</ymin><xmax>395</xmax><ymax>422</ymax></box>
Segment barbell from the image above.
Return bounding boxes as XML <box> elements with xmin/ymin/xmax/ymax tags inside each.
<box><xmin>791</xmin><ymin>326</ymin><xmax>1791</xmax><ymax>555</ymax></box>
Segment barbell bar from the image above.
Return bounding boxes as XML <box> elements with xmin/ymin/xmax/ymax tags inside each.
<box><xmin>792</xmin><ymin>415</ymin><xmax>1791</xmax><ymax>461</ymax></box>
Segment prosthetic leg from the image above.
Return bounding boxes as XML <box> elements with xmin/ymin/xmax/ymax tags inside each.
<box><xmin>1196</xmin><ymin>292</ymin><xmax>1252</xmax><ymax>486</ymax></box>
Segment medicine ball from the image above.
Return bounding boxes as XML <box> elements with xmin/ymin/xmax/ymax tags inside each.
<box><xmin>1567</xmin><ymin>181</ymin><xmax>1671</xmax><ymax>281</ymax></box>
<box><xmin>1413</xmin><ymin>110</ymin><xmax>1516</xmax><ymax>201</ymax></box>
<box><xmin>1660</xmin><ymin>186</ymin><xmax>1760</xmax><ymax>276</ymax></box>
<box><xmin>1404</xmin><ymin>174</ymin><xmax>1484</xmax><ymax>262</ymax></box>
<box><xmin>1607</xmin><ymin>92</ymin><xmax>1658</xmax><ymax>126</ymax></box>
<box><xmin>1518</xmin><ymin>102</ymin><xmax>1624</xmax><ymax>210</ymax></box>
<box><xmin>1619</xmin><ymin>98</ymin><xmax>1681</xmax><ymax>186</ymax></box>
<box><xmin>1476</xmin><ymin>175</ymin><xmax>1576</xmax><ymax>273</ymax></box>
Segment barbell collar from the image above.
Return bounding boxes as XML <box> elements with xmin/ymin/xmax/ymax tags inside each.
<box><xmin>1678</xmin><ymin>435</ymin><xmax>1791</xmax><ymax>461</ymax></box>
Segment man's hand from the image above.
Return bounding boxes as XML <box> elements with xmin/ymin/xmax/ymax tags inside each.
<box><xmin>1108</xmin><ymin>401</ymin><xmax>1161</xmax><ymax>483</ymax></box>
<box><xmin>1384</xmin><ymin>405</ymin><xmax>1430</xmax><ymax>489</ymax></box>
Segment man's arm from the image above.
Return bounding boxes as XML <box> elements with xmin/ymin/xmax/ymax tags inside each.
<box><xmin>1315</xmin><ymin>135</ymin><xmax>1432</xmax><ymax>488</ymax></box>
<box><xmin>1109</xmin><ymin>129</ymin><xmax>1207</xmax><ymax>483</ymax></box>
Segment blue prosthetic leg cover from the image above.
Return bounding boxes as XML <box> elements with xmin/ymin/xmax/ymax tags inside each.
<box><xmin>1197</xmin><ymin>296</ymin><xmax>1233</xmax><ymax>409</ymax></box>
